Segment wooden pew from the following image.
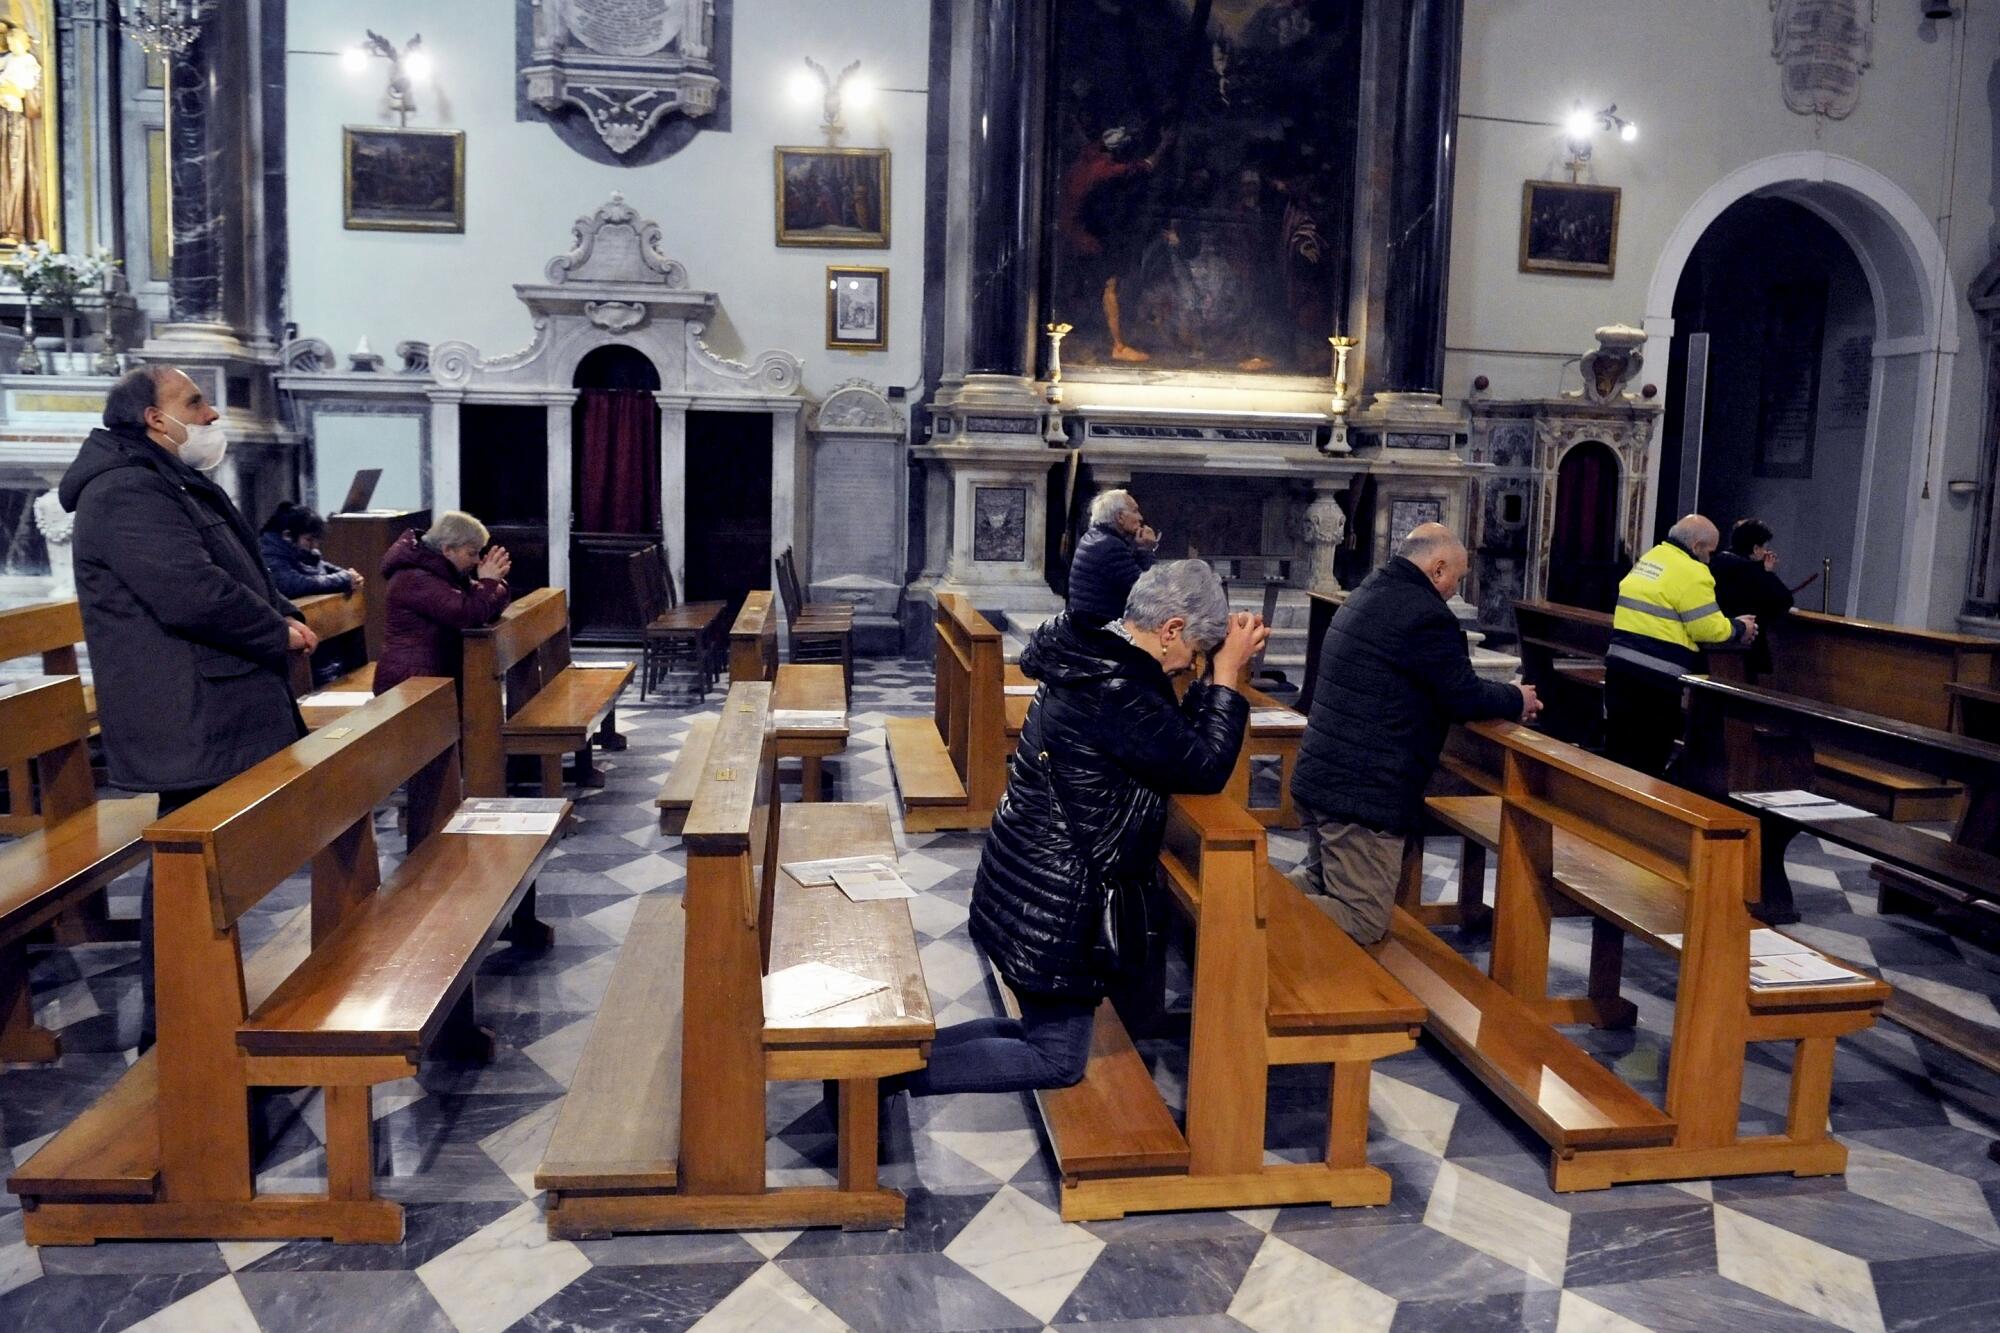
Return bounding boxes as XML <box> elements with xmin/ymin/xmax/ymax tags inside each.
<box><xmin>1512</xmin><ymin>600</ymin><xmax>1613</xmax><ymax>748</ymax></box>
<box><xmin>461</xmin><ymin>588</ymin><xmax>633</xmax><ymax>798</ymax></box>
<box><xmin>1377</xmin><ymin>720</ymin><xmax>1888</xmax><ymax>1191</ymax></box>
<box><xmin>1221</xmin><ymin>684</ymin><xmax>1306</xmax><ymax>829</ymax></box>
<box><xmin>728</xmin><ymin>589</ymin><xmax>781</xmax><ymax>684</ymax></box>
<box><xmin>1003</xmin><ymin>662</ymin><xmax>1034</xmax><ymax>742</ymax></box>
<box><xmin>0</xmin><ymin>677</ymin><xmax>156</xmax><ymax>1062</ymax></box>
<box><xmin>1681</xmin><ymin>677</ymin><xmax>2000</xmax><ymax>930</ymax></box>
<box><xmin>289</xmin><ymin>589</ymin><xmax>377</xmax><ymax>729</ymax></box>
<box><xmin>9</xmin><ymin>680</ymin><xmax>564</xmax><ymax>1244</ymax></box>
<box><xmin>1295</xmin><ymin>590</ymin><xmax>1342</xmax><ymax>715</ymax></box>
<box><xmin>656</xmin><ymin>663</ymin><xmax>851</xmax><ymax>831</ymax></box>
<box><xmin>885</xmin><ymin>594</ymin><xmax>1007</xmax><ymax>832</ymax></box>
<box><xmin>1025</xmin><ymin>792</ymin><xmax>1423</xmax><ymax>1221</ymax></box>
<box><xmin>539</xmin><ymin>680</ymin><xmax>934</xmax><ymax>1237</ymax></box>
<box><xmin>1710</xmin><ymin>610</ymin><xmax>1998</xmax><ymax>820</ymax></box>
<box><xmin>0</xmin><ymin>599</ymin><xmax>90</xmax><ymax>835</ymax></box>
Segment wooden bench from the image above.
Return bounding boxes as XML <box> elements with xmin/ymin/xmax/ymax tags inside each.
<box><xmin>1377</xmin><ymin>719</ymin><xmax>1887</xmax><ymax>1190</ymax></box>
<box><xmin>656</xmin><ymin>663</ymin><xmax>852</xmax><ymax>831</ymax></box>
<box><xmin>1682</xmin><ymin>677</ymin><xmax>2000</xmax><ymax>930</ymax></box>
<box><xmin>1512</xmin><ymin>599</ymin><xmax>1613</xmax><ymax>749</ymax></box>
<box><xmin>462</xmin><ymin>587</ymin><xmax>633</xmax><ymax>798</ymax></box>
<box><xmin>289</xmin><ymin>589</ymin><xmax>377</xmax><ymax>729</ymax></box>
<box><xmin>0</xmin><ymin>677</ymin><xmax>156</xmax><ymax>1063</ymax></box>
<box><xmin>10</xmin><ymin>679</ymin><xmax>564</xmax><ymax>1244</ymax></box>
<box><xmin>539</xmin><ymin>680</ymin><xmax>934</xmax><ymax>1237</ymax></box>
<box><xmin>1709</xmin><ymin>610</ymin><xmax>1998</xmax><ymax>821</ymax></box>
<box><xmin>1027</xmin><ymin>791</ymin><xmax>1423</xmax><ymax>1221</ymax></box>
<box><xmin>0</xmin><ymin>599</ymin><xmax>91</xmax><ymax>835</ymax></box>
<box><xmin>729</xmin><ymin>589</ymin><xmax>781</xmax><ymax>684</ymax></box>
<box><xmin>1222</xmin><ymin>684</ymin><xmax>1306</xmax><ymax>829</ymax></box>
<box><xmin>886</xmin><ymin>594</ymin><xmax>1007</xmax><ymax>832</ymax></box>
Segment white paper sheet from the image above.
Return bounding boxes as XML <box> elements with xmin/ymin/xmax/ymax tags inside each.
<box><xmin>1251</xmin><ymin>708</ymin><xmax>1307</xmax><ymax>729</ymax></box>
<box><xmin>1785</xmin><ymin>802</ymin><xmax>1875</xmax><ymax>822</ymax></box>
<box><xmin>762</xmin><ymin>961</ymin><xmax>889</xmax><ymax>1020</ymax></box>
<box><xmin>1003</xmin><ymin>684</ymin><xmax>1038</xmax><ymax>697</ymax></box>
<box><xmin>572</xmin><ymin>661</ymin><xmax>633</xmax><ymax>670</ymax></box>
<box><xmin>783</xmin><ymin>854</ymin><xmax>897</xmax><ymax>887</ymax></box>
<box><xmin>831</xmin><ymin>865</ymin><xmax>917</xmax><ymax>902</ymax></box>
<box><xmin>443</xmin><ymin>797</ymin><xmax>567</xmax><ymax>837</ymax></box>
<box><xmin>1735</xmin><ymin>789</ymin><xmax>1835</xmax><ymax>809</ymax></box>
<box><xmin>773</xmin><ymin>709</ymin><xmax>846</xmax><ymax>731</ymax></box>
<box><xmin>1749</xmin><ymin>952</ymin><xmax>1868</xmax><ymax>989</ymax></box>
<box><xmin>299</xmin><ymin>691</ymin><xmax>370</xmax><ymax>709</ymax></box>
<box><xmin>1658</xmin><ymin>928</ymin><xmax>1815</xmax><ymax>957</ymax></box>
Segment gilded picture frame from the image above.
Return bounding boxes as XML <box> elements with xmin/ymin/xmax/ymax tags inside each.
<box><xmin>343</xmin><ymin>127</ymin><xmax>466</xmax><ymax>234</ymax></box>
<box><xmin>776</xmin><ymin>146</ymin><xmax>890</xmax><ymax>248</ymax></box>
<box><xmin>826</xmin><ymin>265</ymin><xmax>888</xmax><ymax>352</ymax></box>
<box><xmin>1519</xmin><ymin>180</ymin><xmax>1620</xmax><ymax>278</ymax></box>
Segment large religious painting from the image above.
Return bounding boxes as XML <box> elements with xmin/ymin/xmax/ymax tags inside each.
<box><xmin>1045</xmin><ymin>0</ymin><xmax>1364</xmax><ymax>378</ymax></box>
<box><xmin>1519</xmin><ymin>181</ymin><xmax>1620</xmax><ymax>278</ymax></box>
<box><xmin>776</xmin><ymin>147</ymin><xmax>889</xmax><ymax>248</ymax></box>
<box><xmin>0</xmin><ymin>0</ymin><xmax>57</xmax><ymax>250</ymax></box>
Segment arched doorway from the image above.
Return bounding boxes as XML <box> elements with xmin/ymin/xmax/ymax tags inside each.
<box><xmin>1547</xmin><ymin>440</ymin><xmax>1622</xmax><ymax>610</ymax></box>
<box><xmin>1642</xmin><ymin>152</ymin><xmax>1956</xmax><ymax>623</ymax></box>
<box><xmin>569</xmin><ymin>344</ymin><xmax>664</xmax><ymax>640</ymax></box>
<box><xmin>1657</xmin><ymin>197</ymin><xmax>1873</xmax><ymax>614</ymax></box>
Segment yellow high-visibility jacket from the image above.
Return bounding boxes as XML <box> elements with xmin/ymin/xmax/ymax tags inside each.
<box><xmin>1606</xmin><ymin>539</ymin><xmax>1744</xmax><ymax>679</ymax></box>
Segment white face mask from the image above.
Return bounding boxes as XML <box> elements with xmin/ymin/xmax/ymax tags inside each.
<box><xmin>163</xmin><ymin>412</ymin><xmax>229</xmax><ymax>472</ymax></box>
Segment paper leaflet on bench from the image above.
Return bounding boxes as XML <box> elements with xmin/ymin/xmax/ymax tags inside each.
<box><xmin>444</xmin><ymin>797</ymin><xmax>567</xmax><ymax>836</ymax></box>
<box><xmin>830</xmin><ymin>865</ymin><xmax>916</xmax><ymax>902</ymax></box>
<box><xmin>1004</xmin><ymin>684</ymin><xmax>1038</xmax><ymax>697</ymax></box>
<box><xmin>1251</xmin><ymin>708</ymin><xmax>1307</xmax><ymax>730</ymax></box>
<box><xmin>784</xmin><ymin>854</ymin><xmax>895</xmax><ymax>887</ymax></box>
<box><xmin>298</xmin><ymin>690</ymin><xmax>370</xmax><ymax>709</ymax></box>
<box><xmin>1657</xmin><ymin>924</ymin><xmax>1868</xmax><ymax>988</ymax></box>
<box><xmin>762</xmin><ymin>961</ymin><xmax>889</xmax><ymax>1019</ymax></box>
<box><xmin>773</xmin><ymin>708</ymin><xmax>846</xmax><ymax>730</ymax></box>
<box><xmin>1733</xmin><ymin>789</ymin><xmax>1873</xmax><ymax>821</ymax></box>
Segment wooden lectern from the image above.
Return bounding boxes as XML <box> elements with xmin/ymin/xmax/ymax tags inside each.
<box><xmin>322</xmin><ymin>509</ymin><xmax>428</xmax><ymax>660</ymax></box>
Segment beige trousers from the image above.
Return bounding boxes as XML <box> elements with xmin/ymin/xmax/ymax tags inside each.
<box><xmin>1287</xmin><ymin>799</ymin><xmax>1410</xmax><ymax>946</ymax></box>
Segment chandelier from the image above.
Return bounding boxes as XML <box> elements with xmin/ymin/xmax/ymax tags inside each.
<box><xmin>120</xmin><ymin>1</ymin><xmax>202</xmax><ymax>58</ymax></box>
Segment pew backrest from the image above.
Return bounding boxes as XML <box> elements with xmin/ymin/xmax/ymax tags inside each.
<box><xmin>0</xmin><ymin>676</ymin><xmax>95</xmax><ymax>820</ymax></box>
<box><xmin>288</xmin><ymin>590</ymin><xmax>370</xmax><ymax>695</ymax></box>
<box><xmin>144</xmin><ymin>679</ymin><xmax>463</xmax><ymax>931</ymax></box>
<box><xmin>1731</xmin><ymin>610</ymin><xmax>2000</xmax><ymax>731</ymax></box>
<box><xmin>0</xmin><ymin>599</ymin><xmax>84</xmax><ymax>673</ymax></box>
<box><xmin>461</xmin><ymin>588</ymin><xmax>575</xmax><ymax>793</ymax></box>
<box><xmin>933</xmin><ymin>594</ymin><xmax>1005</xmax><ymax>812</ymax></box>
<box><xmin>729</xmin><ymin>590</ymin><xmax>780</xmax><ymax>683</ymax></box>
<box><xmin>1686</xmin><ymin>677</ymin><xmax>2000</xmax><ymax>792</ymax></box>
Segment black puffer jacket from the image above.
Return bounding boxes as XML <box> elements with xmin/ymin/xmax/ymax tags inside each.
<box><xmin>1066</xmin><ymin>522</ymin><xmax>1155</xmax><ymax>623</ymax></box>
<box><xmin>969</xmin><ymin>615</ymin><xmax>1249</xmax><ymax>1000</ymax></box>
<box><xmin>1290</xmin><ymin>558</ymin><xmax>1522</xmax><ymax>835</ymax></box>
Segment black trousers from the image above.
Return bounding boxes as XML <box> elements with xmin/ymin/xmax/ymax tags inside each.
<box><xmin>1602</xmin><ymin>662</ymin><xmax>1684</xmax><ymax>779</ymax></box>
<box><xmin>138</xmin><ymin>785</ymin><xmax>212</xmax><ymax>1052</ymax></box>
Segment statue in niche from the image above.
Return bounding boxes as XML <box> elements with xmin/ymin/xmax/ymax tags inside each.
<box><xmin>0</xmin><ymin>21</ymin><xmax>44</xmax><ymax>244</ymax></box>
<box><xmin>523</xmin><ymin>0</ymin><xmax>722</xmax><ymax>157</ymax></box>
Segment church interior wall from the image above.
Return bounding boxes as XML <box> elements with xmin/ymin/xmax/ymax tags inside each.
<box><xmin>1446</xmin><ymin>1</ymin><xmax>1999</xmax><ymax>627</ymax></box>
<box><xmin>281</xmin><ymin>0</ymin><xmax>932</xmax><ymax>404</ymax></box>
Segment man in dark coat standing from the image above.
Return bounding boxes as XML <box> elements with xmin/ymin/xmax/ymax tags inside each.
<box><xmin>1066</xmin><ymin>488</ymin><xmax>1159</xmax><ymax>622</ymax></box>
<box><xmin>60</xmin><ymin>365</ymin><xmax>315</xmax><ymax>1046</ymax></box>
<box><xmin>1289</xmin><ymin>524</ymin><xmax>1539</xmax><ymax>945</ymax></box>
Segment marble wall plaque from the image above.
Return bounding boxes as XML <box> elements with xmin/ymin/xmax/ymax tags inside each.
<box><xmin>973</xmin><ymin>486</ymin><xmax>1027</xmax><ymax>563</ymax></box>
<box><xmin>812</xmin><ymin>438</ymin><xmax>902</xmax><ymax>583</ymax></box>
<box><xmin>1387</xmin><ymin>497</ymin><xmax>1444</xmax><ymax>544</ymax></box>
<box><xmin>518</xmin><ymin>0</ymin><xmax>729</xmax><ymax>162</ymax></box>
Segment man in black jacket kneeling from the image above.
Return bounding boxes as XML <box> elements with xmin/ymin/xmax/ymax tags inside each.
<box><xmin>1289</xmin><ymin>524</ymin><xmax>1540</xmax><ymax>945</ymax></box>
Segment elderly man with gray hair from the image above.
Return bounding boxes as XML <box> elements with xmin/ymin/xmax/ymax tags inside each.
<box><xmin>372</xmin><ymin>510</ymin><xmax>513</xmax><ymax>696</ymax></box>
<box><xmin>890</xmin><ymin>561</ymin><xmax>1266</xmax><ymax>1099</ymax></box>
<box><xmin>1066</xmin><ymin>487</ymin><xmax>1161</xmax><ymax>623</ymax></box>
<box><xmin>1289</xmin><ymin>523</ymin><xmax>1540</xmax><ymax>946</ymax></box>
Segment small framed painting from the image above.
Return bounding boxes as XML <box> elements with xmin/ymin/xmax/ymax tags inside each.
<box><xmin>776</xmin><ymin>146</ymin><xmax>889</xmax><ymax>248</ymax></box>
<box><xmin>826</xmin><ymin>265</ymin><xmax>888</xmax><ymax>352</ymax></box>
<box><xmin>1519</xmin><ymin>180</ymin><xmax>1620</xmax><ymax>278</ymax></box>
<box><xmin>343</xmin><ymin>127</ymin><xmax>466</xmax><ymax>234</ymax></box>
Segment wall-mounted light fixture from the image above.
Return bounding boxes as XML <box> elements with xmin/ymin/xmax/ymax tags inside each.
<box><xmin>344</xmin><ymin>30</ymin><xmax>431</xmax><ymax>129</ymax></box>
<box><xmin>1562</xmin><ymin>100</ymin><xmax>1636</xmax><ymax>180</ymax></box>
<box><xmin>789</xmin><ymin>57</ymin><xmax>871</xmax><ymax>142</ymax></box>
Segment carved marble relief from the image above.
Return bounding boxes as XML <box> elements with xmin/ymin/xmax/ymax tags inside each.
<box><xmin>972</xmin><ymin>486</ymin><xmax>1027</xmax><ymax>563</ymax></box>
<box><xmin>521</xmin><ymin>0</ymin><xmax>726</xmax><ymax>160</ymax></box>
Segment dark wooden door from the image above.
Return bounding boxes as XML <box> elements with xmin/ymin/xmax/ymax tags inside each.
<box><xmin>684</xmin><ymin>411</ymin><xmax>772</xmax><ymax>627</ymax></box>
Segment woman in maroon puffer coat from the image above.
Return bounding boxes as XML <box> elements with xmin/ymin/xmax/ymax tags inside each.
<box><xmin>372</xmin><ymin>510</ymin><xmax>513</xmax><ymax>695</ymax></box>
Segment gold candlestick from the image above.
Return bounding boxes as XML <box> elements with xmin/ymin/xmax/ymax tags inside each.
<box><xmin>1328</xmin><ymin>335</ymin><xmax>1357</xmax><ymax>416</ymax></box>
<box><xmin>1044</xmin><ymin>321</ymin><xmax>1073</xmax><ymax>404</ymax></box>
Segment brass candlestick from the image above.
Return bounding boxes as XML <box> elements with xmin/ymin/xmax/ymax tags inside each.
<box><xmin>1044</xmin><ymin>321</ymin><xmax>1073</xmax><ymax>404</ymax></box>
<box><xmin>1328</xmin><ymin>335</ymin><xmax>1357</xmax><ymax>415</ymax></box>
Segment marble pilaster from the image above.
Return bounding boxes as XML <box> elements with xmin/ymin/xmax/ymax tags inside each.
<box><xmin>545</xmin><ymin>395</ymin><xmax>576</xmax><ymax>590</ymax></box>
<box><xmin>657</xmin><ymin>393</ymin><xmax>689</xmax><ymax>598</ymax></box>
<box><xmin>430</xmin><ymin>392</ymin><xmax>464</xmax><ymax>514</ymax></box>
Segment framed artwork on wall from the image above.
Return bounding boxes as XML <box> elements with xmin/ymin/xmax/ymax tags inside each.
<box><xmin>1519</xmin><ymin>180</ymin><xmax>1620</xmax><ymax>277</ymax></box>
<box><xmin>343</xmin><ymin>127</ymin><xmax>466</xmax><ymax>234</ymax></box>
<box><xmin>776</xmin><ymin>146</ymin><xmax>889</xmax><ymax>247</ymax></box>
<box><xmin>826</xmin><ymin>265</ymin><xmax>888</xmax><ymax>351</ymax></box>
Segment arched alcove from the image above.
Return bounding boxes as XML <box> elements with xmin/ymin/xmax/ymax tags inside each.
<box><xmin>1547</xmin><ymin>440</ymin><xmax>1622</xmax><ymax>610</ymax></box>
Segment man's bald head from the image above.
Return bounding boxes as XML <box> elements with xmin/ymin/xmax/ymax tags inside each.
<box><xmin>1666</xmin><ymin>513</ymin><xmax>1720</xmax><ymax>562</ymax></box>
<box><xmin>1396</xmin><ymin>522</ymin><xmax>1470</xmax><ymax>599</ymax></box>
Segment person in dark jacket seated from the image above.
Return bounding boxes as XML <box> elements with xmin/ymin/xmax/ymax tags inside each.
<box><xmin>1289</xmin><ymin>524</ymin><xmax>1540</xmax><ymax>946</ymax></box>
<box><xmin>1065</xmin><ymin>488</ymin><xmax>1160</xmax><ymax>623</ymax></box>
<box><xmin>372</xmin><ymin>511</ymin><xmax>513</xmax><ymax>695</ymax></box>
<box><xmin>258</xmin><ymin>502</ymin><xmax>363</xmax><ymax>599</ymax></box>
<box><xmin>897</xmin><ymin>561</ymin><xmax>1267</xmax><ymax>1097</ymax></box>
<box><xmin>1712</xmin><ymin>518</ymin><xmax>1794</xmax><ymax>677</ymax></box>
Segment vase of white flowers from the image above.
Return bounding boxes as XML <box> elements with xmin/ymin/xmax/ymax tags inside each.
<box><xmin>14</xmin><ymin>243</ymin><xmax>120</xmax><ymax>367</ymax></box>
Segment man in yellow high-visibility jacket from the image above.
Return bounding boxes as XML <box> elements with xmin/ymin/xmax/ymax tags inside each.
<box><xmin>1604</xmin><ymin>514</ymin><xmax>1759</xmax><ymax>776</ymax></box>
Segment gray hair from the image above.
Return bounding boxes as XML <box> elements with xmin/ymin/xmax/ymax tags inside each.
<box><xmin>422</xmin><ymin>510</ymin><xmax>490</xmax><ymax>553</ymax></box>
<box><xmin>1395</xmin><ymin>526</ymin><xmax>1463</xmax><ymax>564</ymax></box>
<box><xmin>1123</xmin><ymin>559</ymin><xmax>1230</xmax><ymax>649</ymax></box>
<box><xmin>1667</xmin><ymin>514</ymin><xmax>1718</xmax><ymax>551</ymax></box>
<box><xmin>1089</xmin><ymin>488</ymin><xmax>1140</xmax><ymax>528</ymax></box>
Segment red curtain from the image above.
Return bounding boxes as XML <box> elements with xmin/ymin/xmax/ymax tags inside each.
<box><xmin>576</xmin><ymin>388</ymin><xmax>662</xmax><ymax>533</ymax></box>
<box><xmin>1553</xmin><ymin>443</ymin><xmax>1617</xmax><ymax>565</ymax></box>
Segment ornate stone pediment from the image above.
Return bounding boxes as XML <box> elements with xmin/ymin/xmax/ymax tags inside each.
<box><xmin>523</xmin><ymin>0</ymin><xmax>724</xmax><ymax>156</ymax></box>
<box><xmin>813</xmin><ymin>379</ymin><xmax>901</xmax><ymax>434</ymax></box>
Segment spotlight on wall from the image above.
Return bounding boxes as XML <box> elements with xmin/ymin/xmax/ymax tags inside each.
<box><xmin>794</xmin><ymin>56</ymin><xmax>864</xmax><ymax>142</ymax></box>
<box><xmin>346</xmin><ymin>30</ymin><xmax>430</xmax><ymax>129</ymax></box>
<box><xmin>1562</xmin><ymin>100</ymin><xmax>1637</xmax><ymax>179</ymax></box>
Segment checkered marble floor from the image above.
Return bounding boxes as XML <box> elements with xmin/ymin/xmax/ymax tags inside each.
<box><xmin>3</xmin><ymin>657</ymin><xmax>1999</xmax><ymax>1332</ymax></box>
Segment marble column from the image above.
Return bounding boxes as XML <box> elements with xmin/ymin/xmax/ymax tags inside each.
<box><xmin>544</xmin><ymin>395</ymin><xmax>575</xmax><ymax>591</ymax></box>
<box><xmin>962</xmin><ymin>0</ymin><xmax>1046</xmax><ymax>379</ymax></box>
<box><xmin>657</xmin><ymin>395</ymin><xmax>690</xmax><ymax>600</ymax></box>
<box><xmin>1381</xmin><ymin>0</ymin><xmax>1464</xmax><ymax>397</ymax></box>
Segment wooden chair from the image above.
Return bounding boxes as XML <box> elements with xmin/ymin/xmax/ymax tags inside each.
<box><xmin>0</xmin><ymin>677</ymin><xmax>156</xmax><ymax>1063</ymax></box>
<box><xmin>1025</xmin><ymin>790</ymin><xmax>1423</xmax><ymax>1221</ymax></box>
<box><xmin>9</xmin><ymin>680</ymin><xmax>565</xmax><ymax>1244</ymax></box>
<box><xmin>628</xmin><ymin>547</ymin><xmax>726</xmax><ymax>703</ymax></box>
<box><xmin>0</xmin><ymin>599</ymin><xmax>91</xmax><ymax>835</ymax></box>
<box><xmin>775</xmin><ymin>548</ymin><xmax>853</xmax><ymax>690</ymax></box>
<box><xmin>729</xmin><ymin>590</ymin><xmax>782</xmax><ymax>684</ymax></box>
<box><xmin>461</xmin><ymin>588</ymin><xmax>634</xmax><ymax>798</ymax></box>
<box><xmin>539</xmin><ymin>680</ymin><xmax>933</xmax><ymax>1237</ymax></box>
<box><xmin>658</xmin><ymin>662</ymin><xmax>851</xmax><ymax>830</ymax></box>
<box><xmin>1377</xmin><ymin>719</ymin><xmax>1888</xmax><ymax>1191</ymax></box>
<box><xmin>885</xmin><ymin>594</ymin><xmax>1006</xmax><ymax>832</ymax></box>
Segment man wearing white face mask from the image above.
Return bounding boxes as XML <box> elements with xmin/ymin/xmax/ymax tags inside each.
<box><xmin>59</xmin><ymin>365</ymin><xmax>316</xmax><ymax>1050</ymax></box>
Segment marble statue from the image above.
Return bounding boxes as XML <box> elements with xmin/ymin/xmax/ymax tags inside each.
<box><xmin>1302</xmin><ymin>491</ymin><xmax>1346</xmax><ymax>595</ymax></box>
<box><xmin>31</xmin><ymin>489</ymin><xmax>72</xmax><ymax>595</ymax></box>
<box><xmin>0</xmin><ymin>23</ymin><xmax>44</xmax><ymax>245</ymax></box>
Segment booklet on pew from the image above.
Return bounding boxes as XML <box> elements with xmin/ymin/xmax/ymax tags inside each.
<box><xmin>762</xmin><ymin>961</ymin><xmax>889</xmax><ymax>1020</ymax></box>
<box><xmin>773</xmin><ymin>708</ymin><xmax>846</xmax><ymax>731</ymax></box>
<box><xmin>1733</xmin><ymin>789</ymin><xmax>1873</xmax><ymax>821</ymax></box>
<box><xmin>783</xmin><ymin>854</ymin><xmax>898</xmax><ymax>887</ymax></box>
<box><xmin>1658</xmin><ymin>927</ymin><xmax>1816</xmax><ymax>957</ymax></box>
<box><xmin>1003</xmin><ymin>684</ymin><xmax>1039</xmax><ymax>697</ymax></box>
<box><xmin>830</xmin><ymin>864</ymin><xmax>917</xmax><ymax>903</ymax></box>
<box><xmin>298</xmin><ymin>690</ymin><xmax>370</xmax><ymax>710</ymax></box>
<box><xmin>1749</xmin><ymin>952</ymin><xmax>1870</xmax><ymax>990</ymax></box>
<box><xmin>1250</xmin><ymin>708</ymin><xmax>1307</xmax><ymax>730</ymax></box>
<box><xmin>572</xmin><ymin>660</ymin><xmax>632</xmax><ymax>670</ymax></box>
<box><xmin>444</xmin><ymin>797</ymin><xmax>567</xmax><ymax>837</ymax></box>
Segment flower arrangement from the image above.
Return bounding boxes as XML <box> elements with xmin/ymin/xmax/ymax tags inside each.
<box><xmin>12</xmin><ymin>243</ymin><xmax>120</xmax><ymax>354</ymax></box>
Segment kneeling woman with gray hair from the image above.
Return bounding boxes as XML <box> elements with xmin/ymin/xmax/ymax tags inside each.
<box><xmin>372</xmin><ymin>510</ymin><xmax>513</xmax><ymax>695</ymax></box>
<box><xmin>897</xmin><ymin>560</ymin><xmax>1268</xmax><ymax>1097</ymax></box>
